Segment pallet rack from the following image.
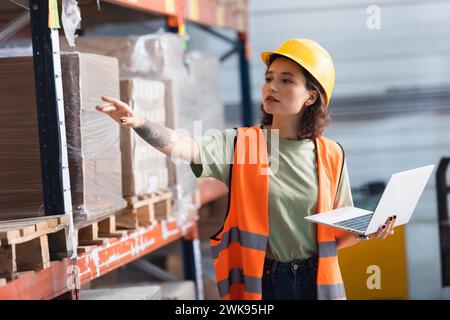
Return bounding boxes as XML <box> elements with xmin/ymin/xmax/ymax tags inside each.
<box><xmin>0</xmin><ymin>0</ymin><xmax>250</xmax><ymax>300</ymax></box>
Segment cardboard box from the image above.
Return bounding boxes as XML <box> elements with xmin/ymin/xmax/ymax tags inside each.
<box><xmin>61</xmin><ymin>52</ymin><xmax>126</xmax><ymax>220</ymax></box>
<box><xmin>120</xmin><ymin>78</ymin><xmax>169</xmax><ymax>196</ymax></box>
<box><xmin>0</xmin><ymin>56</ymin><xmax>44</xmax><ymax>220</ymax></box>
<box><xmin>0</xmin><ymin>53</ymin><xmax>125</xmax><ymax>221</ymax></box>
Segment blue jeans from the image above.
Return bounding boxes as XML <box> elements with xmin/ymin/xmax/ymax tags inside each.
<box><xmin>262</xmin><ymin>255</ymin><xmax>318</xmax><ymax>300</ymax></box>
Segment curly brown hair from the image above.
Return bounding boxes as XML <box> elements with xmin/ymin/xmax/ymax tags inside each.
<box><xmin>260</xmin><ymin>54</ymin><xmax>330</xmax><ymax>140</ymax></box>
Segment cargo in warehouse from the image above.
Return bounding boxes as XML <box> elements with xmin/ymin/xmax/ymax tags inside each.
<box><xmin>120</xmin><ymin>78</ymin><xmax>169</xmax><ymax>197</ymax></box>
<box><xmin>0</xmin><ymin>56</ymin><xmax>44</xmax><ymax>220</ymax></box>
<box><xmin>61</xmin><ymin>33</ymin><xmax>197</xmax><ymax>198</ymax></box>
<box><xmin>60</xmin><ymin>33</ymin><xmax>186</xmax><ymax>80</ymax></box>
<box><xmin>61</xmin><ymin>52</ymin><xmax>126</xmax><ymax>221</ymax></box>
<box><xmin>0</xmin><ymin>53</ymin><xmax>126</xmax><ymax>221</ymax></box>
<box><xmin>61</xmin><ymin>33</ymin><xmax>225</xmax><ymax>200</ymax></box>
<box><xmin>61</xmin><ymin>34</ymin><xmax>226</xmax><ymax>132</ymax></box>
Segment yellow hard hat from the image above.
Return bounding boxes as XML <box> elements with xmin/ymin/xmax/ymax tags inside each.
<box><xmin>261</xmin><ymin>39</ymin><xmax>335</xmax><ymax>107</ymax></box>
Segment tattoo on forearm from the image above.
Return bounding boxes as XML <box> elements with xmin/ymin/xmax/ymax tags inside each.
<box><xmin>133</xmin><ymin>120</ymin><xmax>171</xmax><ymax>149</ymax></box>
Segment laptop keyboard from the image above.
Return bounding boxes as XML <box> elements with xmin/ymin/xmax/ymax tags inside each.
<box><xmin>334</xmin><ymin>213</ymin><xmax>374</xmax><ymax>232</ymax></box>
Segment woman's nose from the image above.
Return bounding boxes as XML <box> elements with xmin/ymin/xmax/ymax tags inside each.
<box><xmin>268</xmin><ymin>82</ymin><xmax>278</xmax><ymax>93</ymax></box>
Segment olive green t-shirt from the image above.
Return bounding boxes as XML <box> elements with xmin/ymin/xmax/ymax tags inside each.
<box><xmin>190</xmin><ymin>128</ymin><xmax>353</xmax><ymax>262</ymax></box>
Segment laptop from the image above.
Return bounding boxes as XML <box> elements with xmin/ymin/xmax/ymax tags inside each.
<box><xmin>304</xmin><ymin>165</ymin><xmax>434</xmax><ymax>236</ymax></box>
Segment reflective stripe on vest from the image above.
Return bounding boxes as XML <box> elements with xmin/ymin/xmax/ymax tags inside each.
<box><xmin>217</xmin><ymin>268</ymin><xmax>262</xmax><ymax>298</ymax></box>
<box><xmin>211</xmin><ymin>227</ymin><xmax>268</xmax><ymax>260</ymax></box>
<box><xmin>210</xmin><ymin>126</ymin><xmax>346</xmax><ymax>300</ymax></box>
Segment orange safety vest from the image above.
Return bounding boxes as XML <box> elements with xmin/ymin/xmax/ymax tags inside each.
<box><xmin>210</xmin><ymin>125</ymin><xmax>347</xmax><ymax>300</ymax></box>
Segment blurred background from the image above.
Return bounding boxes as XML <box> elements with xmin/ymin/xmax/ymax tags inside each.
<box><xmin>192</xmin><ymin>0</ymin><xmax>450</xmax><ymax>300</ymax></box>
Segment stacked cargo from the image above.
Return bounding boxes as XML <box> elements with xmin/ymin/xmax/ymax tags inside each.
<box><xmin>0</xmin><ymin>56</ymin><xmax>43</xmax><ymax>221</ymax></box>
<box><xmin>61</xmin><ymin>53</ymin><xmax>126</xmax><ymax>221</ymax></box>
<box><xmin>61</xmin><ymin>32</ymin><xmax>226</xmax><ymax>203</ymax></box>
<box><xmin>120</xmin><ymin>78</ymin><xmax>168</xmax><ymax>196</ymax></box>
<box><xmin>0</xmin><ymin>53</ymin><xmax>126</xmax><ymax>222</ymax></box>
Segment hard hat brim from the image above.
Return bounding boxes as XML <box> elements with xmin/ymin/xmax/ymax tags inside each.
<box><xmin>261</xmin><ymin>50</ymin><xmax>319</xmax><ymax>83</ymax></box>
<box><xmin>261</xmin><ymin>51</ymin><xmax>274</xmax><ymax>66</ymax></box>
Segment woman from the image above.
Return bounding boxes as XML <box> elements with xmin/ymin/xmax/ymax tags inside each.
<box><xmin>96</xmin><ymin>39</ymin><xmax>396</xmax><ymax>300</ymax></box>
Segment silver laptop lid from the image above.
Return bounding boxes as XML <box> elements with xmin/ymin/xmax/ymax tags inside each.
<box><xmin>364</xmin><ymin>165</ymin><xmax>434</xmax><ymax>235</ymax></box>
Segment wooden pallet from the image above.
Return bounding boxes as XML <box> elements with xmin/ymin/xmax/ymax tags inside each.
<box><xmin>118</xmin><ymin>189</ymin><xmax>174</xmax><ymax>229</ymax></box>
<box><xmin>75</xmin><ymin>189</ymin><xmax>174</xmax><ymax>254</ymax></box>
<box><xmin>0</xmin><ymin>215</ymin><xmax>71</xmax><ymax>281</ymax></box>
<box><xmin>75</xmin><ymin>215</ymin><xmax>129</xmax><ymax>253</ymax></box>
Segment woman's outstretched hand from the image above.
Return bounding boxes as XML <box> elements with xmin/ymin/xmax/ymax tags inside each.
<box><xmin>96</xmin><ymin>96</ymin><xmax>144</xmax><ymax>129</ymax></box>
<box><xmin>366</xmin><ymin>215</ymin><xmax>397</xmax><ymax>240</ymax></box>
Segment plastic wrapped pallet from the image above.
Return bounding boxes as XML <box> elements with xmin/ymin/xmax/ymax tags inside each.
<box><xmin>120</xmin><ymin>78</ymin><xmax>169</xmax><ymax>196</ymax></box>
<box><xmin>61</xmin><ymin>33</ymin><xmax>224</xmax><ymax>204</ymax></box>
<box><xmin>61</xmin><ymin>52</ymin><xmax>126</xmax><ymax>220</ymax></box>
<box><xmin>61</xmin><ymin>33</ymin><xmax>225</xmax><ymax>131</ymax></box>
<box><xmin>61</xmin><ymin>33</ymin><xmax>198</xmax><ymax>200</ymax></box>
<box><xmin>60</xmin><ymin>32</ymin><xmax>187</xmax><ymax>80</ymax></box>
<box><xmin>0</xmin><ymin>53</ymin><xmax>125</xmax><ymax>221</ymax></box>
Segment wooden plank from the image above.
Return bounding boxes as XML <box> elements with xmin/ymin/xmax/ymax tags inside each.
<box><xmin>74</xmin><ymin>207</ymin><xmax>125</xmax><ymax>230</ymax></box>
<box><xmin>15</xmin><ymin>235</ymin><xmax>51</xmax><ymax>271</ymax></box>
<box><xmin>98</xmin><ymin>216</ymin><xmax>128</xmax><ymax>238</ymax></box>
<box><xmin>98</xmin><ymin>216</ymin><xmax>115</xmax><ymax>235</ymax></box>
<box><xmin>78</xmin><ymin>223</ymin><xmax>98</xmax><ymax>241</ymax></box>
<box><xmin>0</xmin><ymin>215</ymin><xmax>67</xmax><ymax>227</ymax></box>
<box><xmin>45</xmin><ymin>218</ymin><xmax>60</xmax><ymax>228</ymax></box>
<box><xmin>125</xmin><ymin>196</ymin><xmax>139</xmax><ymax>205</ymax></box>
<box><xmin>137</xmin><ymin>204</ymin><xmax>155</xmax><ymax>226</ymax></box>
<box><xmin>0</xmin><ymin>214</ymin><xmax>70</xmax><ymax>282</ymax></box>
<box><xmin>48</xmin><ymin>229</ymin><xmax>69</xmax><ymax>260</ymax></box>
<box><xmin>131</xmin><ymin>193</ymin><xmax>171</xmax><ymax>209</ymax></box>
<box><xmin>35</xmin><ymin>221</ymin><xmax>49</xmax><ymax>232</ymax></box>
<box><xmin>19</xmin><ymin>225</ymin><xmax>37</xmax><ymax>237</ymax></box>
<box><xmin>57</xmin><ymin>215</ymin><xmax>70</xmax><ymax>226</ymax></box>
<box><xmin>0</xmin><ymin>245</ymin><xmax>16</xmax><ymax>276</ymax></box>
<box><xmin>115</xmin><ymin>208</ymin><xmax>139</xmax><ymax>230</ymax></box>
<box><xmin>154</xmin><ymin>198</ymin><xmax>172</xmax><ymax>220</ymax></box>
<box><xmin>0</xmin><ymin>230</ymin><xmax>21</xmax><ymax>243</ymax></box>
<box><xmin>77</xmin><ymin>223</ymin><xmax>101</xmax><ymax>246</ymax></box>
<box><xmin>0</xmin><ymin>215</ymin><xmax>69</xmax><ymax>244</ymax></box>
<box><xmin>1</xmin><ymin>224</ymin><xmax>67</xmax><ymax>246</ymax></box>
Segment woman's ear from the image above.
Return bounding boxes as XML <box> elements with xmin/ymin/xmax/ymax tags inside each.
<box><xmin>305</xmin><ymin>90</ymin><xmax>318</xmax><ymax>107</ymax></box>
